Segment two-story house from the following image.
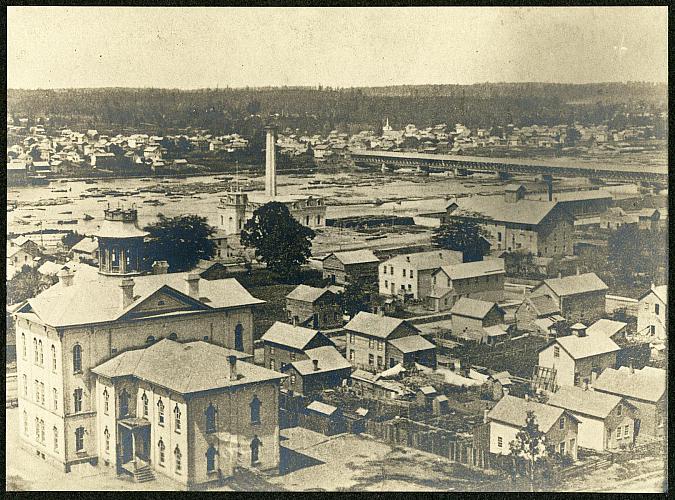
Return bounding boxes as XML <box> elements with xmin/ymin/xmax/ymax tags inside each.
<box><xmin>450</xmin><ymin>298</ymin><xmax>506</xmax><ymax>343</ymax></box>
<box><xmin>321</xmin><ymin>250</ymin><xmax>380</xmax><ymax>286</ymax></box>
<box><xmin>379</xmin><ymin>250</ymin><xmax>463</xmax><ymax>300</ymax></box>
<box><xmin>637</xmin><ymin>284</ymin><xmax>667</xmax><ymax>341</ymax></box>
<box><xmin>537</xmin><ymin>324</ymin><xmax>620</xmax><ymax>388</ymax></box>
<box><xmin>344</xmin><ymin>312</ymin><xmax>436</xmax><ymax>372</ymax></box>
<box><xmin>285</xmin><ymin>285</ymin><xmax>342</xmax><ymax>329</ymax></box>
<box><xmin>260</xmin><ymin>322</ymin><xmax>334</xmax><ymax>372</ymax></box>
<box><xmin>427</xmin><ymin>258</ymin><xmax>505</xmax><ymax>311</ymax></box>
<box><xmin>280</xmin><ymin>346</ymin><xmax>352</xmax><ymax>396</ymax></box>
<box><xmin>546</xmin><ymin>385</ymin><xmax>637</xmax><ymax>452</ymax></box>
<box><xmin>529</xmin><ymin>272</ymin><xmax>608</xmax><ymax>324</ymax></box>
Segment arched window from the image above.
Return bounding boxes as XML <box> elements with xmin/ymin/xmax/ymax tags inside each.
<box><xmin>75</xmin><ymin>426</ymin><xmax>85</xmax><ymax>452</ymax></box>
<box><xmin>23</xmin><ymin>410</ymin><xmax>28</xmax><ymax>436</ymax></box>
<box><xmin>157</xmin><ymin>399</ymin><xmax>165</xmax><ymax>425</ymax></box>
<box><xmin>51</xmin><ymin>344</ymin><xmax>57</xmax><ymax>371</ymax></box>
<box><xmin>72</xmin><ymin>344</ymin><xmax>82</xmax><ymax>373</ymax></box>
<box><xmin>111</xmin><ymin>246</ymin><xmax>120</xmax><ymax>270</ymax></box>
<box><xmin>34</xmin><ymin>338</ymin><xmax>38</xmax><ymax>364</ymax></box>
<box><xmin>250</xmin><ymin>436</ymin><xmax>262</xmax><ymax>465</ymax></box>
<box><xmin>206</xmin><ymin>446</ymin><xmax>218</xmax><ymax>473</ymax></box>
<box><xmin>53</xmin><ymin>426</ymin><xmax>58</xmax><ymax>451</ymax></box>
<box><xmin>174</xmin><ymin>404</ymin><xmax>181</xmax><ymax>433</ymax></box>
<box><xmin>104</xmin><ymin>427</ymin><xmax>110</xmax><ymax>452</ymax></box>
<box><xmin>38</xmin><ymin>340</ymin><xmax>43</xmax><ymax>366</ymax></box>
<box><xmin>168</xmin><ymin>332</ymin><xmax>178</xmax><ymax>341</ymax></box>
<box><xmin>205</xmin><ymin>404</ymin><xmax>216</xmax><ymax>433</ymax></box>
<box><xmin>146</xmin><ymin>335</ymin><xmax>155</xmax><ymax>344</ymax></box>
<box><xmin>21</xmin><ymin>333</ymin><xmax>26</xmax><ymax>359</ymax></box>
<box><xmin>141</xmin><ymin>392</ymin><xmax>149</xmax><ymax>417</ymax></box>
<box><xmin>174</xmin><ymin>446</ymin><xmax>182</xmax><ymax>473</ymax></box>
<box><xmin>103</xmin><ymin>388</ymin><xmax>109</xmax><ymax>414</ymax></box>
<box><xmin>250</xmin><ymin>396</ymin><xmax>261</xmax><ymax>425</ymax></box>
<box><xmin>158</xmin><ymin>439</ymin><xmax>166</xmax><ymax>465</ymax></box>
<box><xmin>234</xmin><ymin>323</ymin><xmax>244</xmax><ymax>352</ymax></box>
<box><xmin>73</xmin><ymin>388</ymin><xmax>83</xmax><ymax>413</ymax></box>
<box><xmin>119</xmin><ymin>389</ymin><xmax>129</xmax><ymax>418</ymax></box>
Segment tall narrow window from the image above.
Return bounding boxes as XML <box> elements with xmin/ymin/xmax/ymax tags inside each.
<box><xmin>141</xmin><ymin>392</ymin><xmax>148</xmax><ymax>417</ymax></box>
<box><xmin>104</xmin><ymin>427</ymin><xmax>110</xmax><ymax>453</ymax></box>
<box><xmin>119</xmin><ymin>389</ymin><xmax>129</xmax><ymax>418</ymax></box>
<box><xmin>75</xmin><ymin>426</ymin><xmax>85</xmax><ymax>452</ymax></box>
<box><xmin>23</xmin><ymin>410</ymin><xmax>28</xmax><ymax>436</ymax></box>
<box><xmin>250</xmin><ymin>396</ymin><xmax>261</xmax><ymax>425</ymax></box>
<box><xmin>51</xmin><ymin>345</ymin><xmax>57</xmax><ymax>371</ymax></box>
<box><xmin>174</xmin><ymin>446</ymin><xmax>182</xmax><ymax>473</ymax></box>
<box><xmin>35</xmin><ymin>417</ymin><xmax>40</xmax><ymax>442</ymax></box>
<box><xmin>234</xmin><ymin>323</ymin><xmax>244</xmax><ymax>352</ymax></box>
<box><xmin>53</xmin><ymin>426</ymin><xmax>58</xmax><ymax>451</ymax></box>
<box><xmin>103</xmin><ymin>388</ymin><xmax>109</xmax><ymax>414</ymax></box>
<box><xmin>34</xmin><ymin>338</ymin><xmax>39</xmax><ymax>364</ymax></box>
<box><xmin>158</xmin><ymin>439</ymin><xmax>165</xmax><ymax>466</ymax></box>
<box><xmin>38</xmin><ymin>340</ymin><xmax>43</xmax><ymax>366</ymax></box>
<box><xmin>174</xmin><ymin>404</ymin><xmax>181</xmax><ymax>433</ymax></box>
<box><xmin>205</xmin><ymin>404</ymin><xmax>216</xmax><ymax>433</ymax></box>
<box><xmin>73</xmin><ymin>388</ymin><xmax>83</xmax><ymax>413</ymax></box>
<box><xmin>53</xmin><ymin>388</ymin><xmax>58</xmax><ymax>410</ymax></box>
<box><xmin>157</xmin><ymin>399</ymin><xmax>165</xmax><ymax>425</ymax></box>
<box><xmin>22</xmin><ymin>333</ymin><xmax>26</xmax><ymax>360</ymax></box>
<box><xmin>206</xmin><ymin>446</ymin><xmax>217</xmax><ymax>473</ymax></box>
<box><xmin>40</xmin><ymin>382</ymin><xmax>45</xmax><ymax>405</ymax></box>
<box><xmin>250</xmin><ymin>436</ymin><xmax>262</xmax><ymax>465</ymax></box>
<box><xmin>23</xmin><ymin>374</ymin><xmax>27</xmax><ymax>397</ymax></box>
<box><xmin>72</xmin><ymin>344</ymin><xmax>82</xmax><ymax>373</ymax></box>
<box><xmin>41</xmin><ymin>419</ymin><xmax>45</xmax><ymax>443</ymax></box>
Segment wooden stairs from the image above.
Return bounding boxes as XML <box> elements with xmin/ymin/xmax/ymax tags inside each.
<box><xmin>133</xmin><ymin>464</ymin><xmax>156</xmax><ymax>483</ymax></box>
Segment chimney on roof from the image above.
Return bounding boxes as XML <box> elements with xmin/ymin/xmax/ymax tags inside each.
<box><xmin>228</xmin><ymin>355</ymin><xmax>238</xmax><ymax>381</ymax></box>
<box><xmin>313</xmin><ymin>359</ymin><xmax>320</xmax><ymax>372</ymax></box>
<box><xmin>629</xmin><ymin>363</ymin><xmax>634</xmax><ymax>374</ymax></box>
<box><xmin>571</xmin><ymin>323</ymin><xmax>587</xmax><ymax>337</ymax></box>
<box><xmin>483</xmin><ymin>408</ymin><xmax>490</xmax><ymax>424</ymax></box>
<box><xmin>152</xmin><ymin>260</ymin><xmax>169</xmax><ymax>275</ymax></box>
<box><xmin>524</xmin><ymin>394</ymin><xmax>529</xmax><ymax>402</ymax></box>
<box><xmin>57</xmin><ymin>268</ymin><xmax>74</xmax><ymax>287</ymax></box>
<box><xmin>558</xmin><ymin>271</ymin><xmax>562</xmax><ymax>279</ymax></box>
<box><xmin>583</xmin><ymin>380</ymin><xmax>589</xmax><ymax>391</ymax></box>
<box><xmin>186</xmin><ymin>273</ymin><xmax>200</xmax><ymax>299</ymax></box>
<box><xmin>576</xmin><ymin>266</ymin><xmax>580</xmax><ymax>276</ymax></box>
<box><xmin>406</xmin><ymin>256</ymin><xmax>410</xmax><ymax>262</ymax></box>
<box><xmin>120</xmin><ymin>278</ymin><xmax>135</xmax><ymax>308</ymax></box>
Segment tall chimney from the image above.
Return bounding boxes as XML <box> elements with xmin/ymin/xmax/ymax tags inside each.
<box><xmin>483</xmin><ymin>408</ymin><xmax>490</xmax><ymax>424</ymax></box>
<box><xmin>265</xmin><ymin>126</ymin><xmax>277</xmax><ymax>198</ymax></box>
<box><xmin>312</xmin><ymin>359</ymin><xmax>320</xmax><ymax>372</ymax></box>
<box><xmin>120</xmin><ymin>278</ymin><xmax>135</xmax><ymax>308</ymax></box>
<box><xmin>228</xmin><ymin>355</ymin><xmax>238</xmax><ymax>381</ymax></box>
<box><xmin>152</xmin><ymin>260</ymin><xmax>169</xmax><ymax>275</ymax></box>
<box><xmin>57</xmin><ymin>268</ymin><xmax>74</xmax><ymax>287</ymax></box>
<box><xmin>186</xmin><ymin>273</ymin><xmax>200</xmax><ymax>299</ymax></box>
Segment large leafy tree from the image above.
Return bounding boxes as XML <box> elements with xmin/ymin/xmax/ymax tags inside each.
<box><xmin>509</xmin><ymin>410</ymin><xmax>549</xmax><ymax>491</ymax></box>
<box><xmin>7</xmin><ymin>265</ymin><xmax>58</xmax><ymax>305</ymax></box>
<box><xmin>240</xmin><ymin>202</ymin><xmax>315</xmax><ymax>280</ymax></box>
<box><xmin>144</xmin><ymin>214</ymin><xmax>216</xmax><ymax>272</ymax></box>
<box><xmin>341</xmin><ymin>278</ymin><xmax>377</xmax><ymax>318</ymax></box>
<box><xmin>432</xmin><ymin>218</ymin><xmax>490</xmax><ymax>262</ymax></box>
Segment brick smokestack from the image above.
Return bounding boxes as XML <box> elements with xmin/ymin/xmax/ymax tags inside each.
<box><xmin>120</xmin><ymin>278</ymin><xmax>135</xmax><ymax>308</ymax></box>
<box><xmin>186</xmin><ymin>273</ymin><xmax>200</xmax><ymax>299</ymax></box>
<box><xmin>312</xmin><ymin>359</ymin><xmax>319</xmax><ymax>372</ymax></box>
<box><xmin>265</xmin><ymin>126</ymin><xmax>277</xmax><ymax>198</ymax></box>
<box><xmin>228</xmin><ymin>355</ymin><xmax>238</xmax><ymax>381</ymax></box>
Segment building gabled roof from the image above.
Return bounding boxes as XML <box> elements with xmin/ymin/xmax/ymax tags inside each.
<box><xmin>593</xmin><ymin>366</ymin><xmax>666</xmax><ymax>403</ymax></box>
<box><xmin>543</xmin><ymin>333</ymin><xmax>620</xmax><ymax>360</ymax></box>
<box><xmin>37</xmin><ymin>261</ymin><xmax>68</xmax><ymax>276</ymax></box>
<box><xmin>306</xmin><ymin>400</ymin><xmax>338</xmax><ymax>416</ymax></box>
<box><xmin>451</xmin><ymin>297</ymin><xmax>503</xmax><ymax>320</ymax></box>
<box><xmin>388</xmin><ymin>334</ymin><xmax>436</xmax><ymax>354</ymax></box>
<box><xmin>383</xmin><ymin>250</ymin><xmax>463</xmax><ymax>271</ymax></box>
<box><xmin>286</xmin><ymin>284</ymin><xmax>335</xmax><ymax>303</ymax></box>
<box><xmin>447</xmin><ymin>195</ymin><xmax>563</xmax><ymax>226</ymax></box>
<box><xmin>260</xmin><ymin>322</ymin><xmax>326</xmax><ymax>351</ymax></box>
<box><xmin>71</xmin><ymin>237</ymin><xmax>99</xmax><ymax>254</ymax></box>
<box><xmin>547</xmin><ymin>386</ymin><xmax>623</xmax><ymax>420</ymax></box>
<box><xmin>487</xmin><ymin>395</ymin><xmax>569</xmax><ymax>433</ymax></box>
<box><xmin>419</xmin><ymin>386</ymin><xmax>437</xmax><ymax>395</ymax></box>
<box><xmin>586</xmin><ymin>319</ymin><xmax>627</xmax><ymax>339</ymax></box>
<box><xmin>286</xmin><ymin>346</ymin><xmax>351</xmax><ymax>376</ymax></box>
<box><xmin>539</xmin><ymin>273</ymin><xmax>608</xmax><ymax>297</ymax></box>
<box><xmin>639</xmin><ymin>284</ymin><xmax>667</xmax><ymax>305</ymax></box>
<box><xmin>525</xmin><ymin>295</ymin><xmax>561</xmax><ymax>317</ymax></box>
<box><xmin>92</xmin><ymin>339</ymin><xmax>281</xmax><ymax>395</ymax></box>
<box><xmin>15</xmin><ymin>271</ymin><xmax>264</xmax><ymax>328</ymax></box>
<box><xmin>326</xmin><ymin>249</ymin><xmax>380</xmax><ymax>265</ymax></box>
<box><xmin>435</xmin><ymin>258</ymin><xmax>505</xmax><ymax>281</ymax></box>
<box><xmin>344</xmin><ymin>311</ymin><xmax>418</xmax><ymax>339</ymax></box>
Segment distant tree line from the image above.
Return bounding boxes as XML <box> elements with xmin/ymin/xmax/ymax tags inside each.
<box><xmin>8</xmin><ymin>82</ymin><xmax>667</xmax><ymax>139</ymax></box>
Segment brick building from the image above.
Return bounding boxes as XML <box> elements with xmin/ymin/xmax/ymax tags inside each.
<box><xmin>285</xmin><ymin>285</ymin><xmax>342</xmax><ymax>329</ymax></box>
<box><xmin>260</xmin><ymin>322</ymin><xmax>334</xmax><ymax>372</ymax></box>
<box><xmin>530</xmin><ymin>272</ymin><xmax>608</xmax><ymax>324</ymax></box>
<box><xmin>450</xmin><ymin>298</ymin><xmax>506</xmax><ymax>343</ymax></box>
<box><xmin>321</xmin><ymin>250</ymin><xmax>380</xmax><ymax>286</ymax></box>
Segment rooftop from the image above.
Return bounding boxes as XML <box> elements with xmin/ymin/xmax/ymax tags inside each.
<box><xmin>286</xmin><ymin>346</ymin><xmax>351</xmax><ymax>376</ymax></box>
<box><xmin>71</xmin><ymin>237</ymin><xmax>99</xmax><ymax>253</ymax></box>
<box><xmin>640</xmin><ymin>284</ymin><xmax>667</xmax><ymax>304</ymax></box>
<box><xmin>344</xmin><ymin>311</ymin><xmax>417</xmax><ymax>339</ymax></box>
<box><xmin>388</xmin><ymin>334</ymin><xmax>436</xmax><ymax>353</ymax></box>
<box><xmin>593</xmin><ymin>366</ymin><xmax>666</xmax><ymax>403</ymax></box>
<box><xmin>260</xmin><ymin>322</ymin><xmax>324</xmax><ymax>351</ymax></box>
<box><xmin>326</xmin><ymin>249</ymin><xmax>380</xmax><ymax>265</ymax></box>
<box><xmin>547</xmin><ymin>332</ymin><xmax>620</xmax><ymax>360</ymax></box>
<box><xmin>451</xmin><ymin>297</ymin><xmax>502</xmax><ymax>320</ymax></box>
<box><xmin>447</xmin><ymin>195</ymin><xmax>562</xmax><ymax>226</ymax></box>
<box><xmin>488</xmin><ymin>395</ymin><xmax>568</xmax><ymax>433</ymax></box>
<box><xmin>540</xmin><ymin>272</ymin><xmax>608</xmax><ymax>297</ymax></box>
<box><xmin>586</xmin><ymin>319</ymin><xmax>627</xmax><ymax>339</ymax></box>
<box><xmin>436</xmin><ymin>258</ymin><xmax>505</xmax><ymax>281</ymax></box>
<box><xmin>547</xmin><ymin>386</ymin><xmax>623</xmax><ymax>419</ymax></box>
<box><xmin>92</xmin><ymin>339</ymin><xmax>282</xmax><ymax>395</ymax></box>
<box><xmin>526</xmin><ymin>295</ymin><xmax>561</xmax><ymax>317</ymax></box>
<box><xmin>286</xmin><ymin>284</ymin><xmax>335</xmax><ymax>303</ymax></box>
<box><xmin>15</xmin><ymin>271</ymin><xmax>264</xmax><ymax>328</ymax></box>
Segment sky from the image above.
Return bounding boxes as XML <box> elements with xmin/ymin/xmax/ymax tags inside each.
<box><xmin>7</xmin><ymin>6</ymin><xmax>668</xmax><ymax>89</ymax></box>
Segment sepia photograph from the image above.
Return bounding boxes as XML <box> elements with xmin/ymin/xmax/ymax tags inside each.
<box><xmin>5</xmin><ymin>5</ymin><xmax>668</xmax><ymax>492</ymax></box>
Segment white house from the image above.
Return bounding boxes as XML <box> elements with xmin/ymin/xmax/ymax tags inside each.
<box><xmin>637</xmin><ymin>284</ymin><xmax>667</xmax><ymax>341</ymax></box>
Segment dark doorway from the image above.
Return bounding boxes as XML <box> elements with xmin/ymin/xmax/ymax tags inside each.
<box><xmin>250</xmin><ymin>436</ymin><xmax>262</xmax><ymax>465</ymax></box>
<box><xmin>234</xmin><ymin>324</ymin><xmax>244</xmax><ymax>352</ymax></box>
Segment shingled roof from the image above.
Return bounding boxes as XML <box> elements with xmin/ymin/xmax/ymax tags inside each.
<box><xmin>383</xmin><ymin>250</ymin><xmax>463</xmax><ymax>271</ymax></box>
<box><xmin>540</xmin><ymin>273</ymin><xmax>608</xmax><ymax>297</ymax></box>
<box><xmin>547</xmin><ymin>386</ymin><xmax>623</xmax><ymax>420</ymax></box>
<box><xmin>260</xmin><ymin>322</ymin><xmax>326</xmax><ymax>351</ymax></box>
<box><xmin>326</xmin><ymin>249</ymin><xmax>379</xmax><ymax>265</ymax></box>
<box><xmin>593</xmin><ymin>366</ymin><xmax>666</xmax><ymax>403</ymax></box>
<box><xmin>285</xmin><ymin>346</ymin><xmax>351</xmax><ymax>376</ymax></box>
<box><xmin>92</xmin><ymin>339</ymin><xmax>282</xmax><ymax>394</ymax></box>
<box><xmin>344</xmin><ymin>311</ymin><xmax>418</xmax><ymax>339</ymax></box>
<box><xmin>286</xmin><ymin>284</ymin><xmax>334</xmax><ymax>303</ymax></box>
<box><xmin>436</xmin><ymin>258</ymin><xmax>505</xmax><ymax>281</ymax></box>
<box><xmin>526</xmin><ymin>295</ymin><xmax>561</xmax><ymax>317</ymax></box>
<box><xmin>448</xmin><ymin>195</ymin><xmax>564</xmax><ymax>226</ymax></box>
<box><xmin>544</xmin><ymin>333</ymin><xmax>620</xmax><ymax>360</ymax></box>
<box><xmin>388</xmin><ymin>335</ymin><xmax>436</xmax><ymax>354</ymax></box>
<box><xmin>487</xmin><ymin>395</ymin><xmax>570</xmax><ymax>433</ymax></box>
<box><xmin>451</xmin><ymin>298</ymin><xmax>503</xmax><ymax>320</ymax></box>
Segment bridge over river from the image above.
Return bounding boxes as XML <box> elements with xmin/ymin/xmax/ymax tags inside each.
<box><xmin>351</xmin><ymin>150</ymin><xmax>667</xmax><ymax>184</ymax></box>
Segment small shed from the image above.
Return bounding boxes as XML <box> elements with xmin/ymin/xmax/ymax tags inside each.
<box><xmin>416</xmin><ymin>385</ymin><xmax>438</xmax><ymax>410</ymax></box>
<box><xmin>302</xmin><ymin>401</ymin><xmax>346</xmax><ymax>436</ymax></box>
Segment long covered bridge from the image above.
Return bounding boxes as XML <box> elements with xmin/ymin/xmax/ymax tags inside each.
<box><xmin>350</xmin><ymin>149</ymin><xmax>668</xmax><ymax>183</ymax></box>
